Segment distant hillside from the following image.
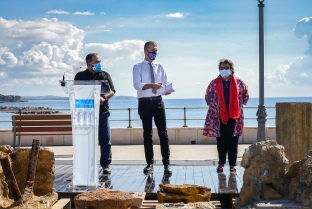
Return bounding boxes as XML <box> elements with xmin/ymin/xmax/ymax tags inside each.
<box><xmin>0</xmin><ymin>94</ymin><xmax>28</xmax><ymax>103</ymax></box>
<box><xmin>23</xmin><ymin>95</ymin><xmax>136</xmax><ymax>100</ymax></box>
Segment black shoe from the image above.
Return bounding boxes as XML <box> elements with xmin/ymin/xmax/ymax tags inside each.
<box><xmin>103</xmin><ymin>165</ymin><xmax>111</xmax><ymax>174</ymax></box>
<box><xmin>143</xmin><ymin>164</ymin><xmax>153</xmax><ymax>173</ymax></box>
<box><xmin>164</xmin><ymin>165</ymin><xmax>172</xmax><ymax>175</ymax></box>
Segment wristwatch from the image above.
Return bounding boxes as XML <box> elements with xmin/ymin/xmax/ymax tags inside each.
<box><xmin>102</xmin><ymin>95</ymin><xmax>107</xmax><ymax>100</ymax></box>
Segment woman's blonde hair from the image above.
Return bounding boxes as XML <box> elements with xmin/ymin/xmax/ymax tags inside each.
<box><xmin>218</xmin><ymin>58</ymin><xmax>235</xmax><ymax>73</ymax></box>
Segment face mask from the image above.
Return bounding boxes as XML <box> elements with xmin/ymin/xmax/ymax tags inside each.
<box><xmin>147</xmin><ymin>51</ymin><xmax>157</xmax><ymax>60</ymax></box>
<box><xmin>93</xmin><ymin>63</ymin><xmax>102</xmax><ymax>72</ymax></box>
<box><xmin>220</xmin><ymin>69</ymin><xmax>231</xmax><ymax>78</ymax></box>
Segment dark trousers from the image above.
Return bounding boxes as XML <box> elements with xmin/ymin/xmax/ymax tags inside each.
<box><xmin>138</xmin><ymin>98</ymin><xmax>170</xmax><ymax>165</ymax></box>
<box><xmin>99</xmin><ymin>112</ymin><xmax>112</xmax><ymax>167</ymax></box>
<box><xmin>216</xmin><ymin>119</ymin><xmax>239</xmax><ymax>166</ymax></box>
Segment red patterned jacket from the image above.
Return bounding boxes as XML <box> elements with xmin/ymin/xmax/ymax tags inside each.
<box><xmin>203</xmin><ymin>75</ymin><xmax>249</xmax><ymax>137</ymax></box>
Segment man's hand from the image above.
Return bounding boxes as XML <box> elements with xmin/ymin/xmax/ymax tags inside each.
<box><xmin>100</xmin><ymin>96</ymin><xmax>106</xmax><ymax>105</ymax></box>
<box><xmin>152</xmin><ymin>82</ymin><xmax>163</xmax><ymax>90</ymax></box>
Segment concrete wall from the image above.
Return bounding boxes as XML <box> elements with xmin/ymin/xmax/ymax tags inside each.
<box><xmin>0</xmin><ymin>126</ymin><xmax>276</xmax><ymax>147</ymax></box>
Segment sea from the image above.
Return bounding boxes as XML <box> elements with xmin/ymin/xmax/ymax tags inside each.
<box><xmin>0</xmin><ymin>97</ymin><xmax>312</xmax><ymax>130</ymax></box>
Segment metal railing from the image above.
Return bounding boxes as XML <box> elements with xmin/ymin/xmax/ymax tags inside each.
<box><xmin>0</xmin><ymin>106</ymin><xmax>276</xmax><ymax>129</ymax></box>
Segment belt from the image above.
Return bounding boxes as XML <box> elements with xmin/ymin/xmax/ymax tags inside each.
<box><xmin>138</xmin><ymin>95</ymin><xmax>162</xmax><ymax>101</ymax></box>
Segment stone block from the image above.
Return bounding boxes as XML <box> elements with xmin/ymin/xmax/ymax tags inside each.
<box><xmin>156</xmin><ymin>202</ymin><xmax>216</xmax><ymax>209</ymax></box>
<box><xmin>128</xmin><ymin>191</ymin><xmax>146</xmax><ymax>208</ymax></box>
<box><xmin>157</xmin><ymin>184</ymin><xmax>211</xmax><ymax>203</ymax></box>
<box><xmin>276</xmin><ymin>102</ymin><xmax>312</xmax><ymax>166</ymax></box>
<box><xmin>74</xmin><ymin>188</ymin><xmax>132</xmax><ymax>209</ymax></box>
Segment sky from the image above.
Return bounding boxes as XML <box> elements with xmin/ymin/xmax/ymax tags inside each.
<box><xmin>0</xmin><ymin>0</ymin><xmax>311</xmax><ymax>99</ymax></box>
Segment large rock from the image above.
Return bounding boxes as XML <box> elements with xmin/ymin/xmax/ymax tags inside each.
<box><xmin>236</xmin><ymin>140</ymin><xmax>289</xmax><ymax>208</ymax></box>
<box><xmin>0</xmin><ymin>145</ymin><xmax>58</xmax><ymax>208</ymax></box>
<box><xmin>235</xmin><ymin>141</ymin><xmax>312</xmax><ymax>209</ymax></box>
<box><xmin>74</xmin><ymin>188</ymin><xmax>133</xmax><ymax>209</ymax></box>
<box><xmin>10</xmin><ymin>147</ymin><xmax>55</xmax><ymax>195</ymax></box>
<box><xmin>157</xmin><ymin>184</ymin><xmax>211</xmax><ymax>203</ymax></box>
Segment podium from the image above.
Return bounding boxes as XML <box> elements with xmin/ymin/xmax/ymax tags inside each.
<box><xmin>61</xmin><ymin>80</ymin><xmax>101</xmax><ymax>188</ymax></box>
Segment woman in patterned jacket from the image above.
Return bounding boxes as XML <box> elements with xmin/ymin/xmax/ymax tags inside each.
<box><xmin>203</xmin><ymin>58</ymin><xmax>249</xmax><ymax>172</ymax></box>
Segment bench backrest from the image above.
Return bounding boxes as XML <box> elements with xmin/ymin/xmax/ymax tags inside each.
<box><xmin>12</xmin><ymin>114</ymin><xmax>72</xmax><ymax>133</ymax></box>
<box><xmin>12</xmin><ymin>114</ymin><xmax>73</xmax><ymax>147</ymax></box>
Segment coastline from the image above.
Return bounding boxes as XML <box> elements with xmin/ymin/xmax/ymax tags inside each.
<box><xmin>0</xmin><ymin>106</ymin><xmax>60</xmax><ymax>114</ymax></box>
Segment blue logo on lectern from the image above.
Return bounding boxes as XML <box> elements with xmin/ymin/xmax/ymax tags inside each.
<box><xmin>75</xmin><ymin>99</ymin><xmax>94</xmax><ymax>108</ymax></box>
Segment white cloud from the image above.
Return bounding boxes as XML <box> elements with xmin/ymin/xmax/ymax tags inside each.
<box><xmin>73</xmin><ymin>11</ymin><xmax>94</xmax><ymax>16</ymax></box>
<box><xmin>47</xmin><ymin>10</ymin><xmax>70</xmax><ymax>15</ymax></box>
<box><xmin>0</xmin><ymin>47</ymin><xmax>18</xmax><ymax>66</ymax></box>
<box><xmin>84</xmin><ymin>40</ymin><xmax>145</xmax><ymax>67</ymax></box>
<box><xmin>0</xmin><ymin>17</ymin><xmax>85</xmax><ymax>81</ymax></box>
<box><xmin>294</xmin><ymin>16</ymin><xmax>312</xmax><ymax>55</ymax></box>
<box><xmin>0</xmin><ymin>72</ymin><xmax>7</xmax><ymax>79</ymax></box>
<box><xmin>85</xmin><ymin>25</ymin><xmax>111</xmax><ymax>35</ymax></box>
<box><xmin>165</xmin><ymin>12</ymin><xmax>186</xmax><ymax>19</ymax></box>
<box><xmin>100</xmin><ymin>12</ymin><xmax>106</xmax><ymax>15</ymax></box>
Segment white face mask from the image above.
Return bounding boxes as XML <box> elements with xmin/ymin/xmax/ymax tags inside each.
<box><xmin>220</xmin><ymin>69</ymin><xmax>231</xmax><ymax>78</ymax></box>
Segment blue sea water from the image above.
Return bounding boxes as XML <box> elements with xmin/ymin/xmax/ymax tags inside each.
<box><xmin>0</xmin><ymin>97</ymin><xmax>312</xmax><ymax>130</ymax></box>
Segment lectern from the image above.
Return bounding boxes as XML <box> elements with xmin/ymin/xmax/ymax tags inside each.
<box><xmin>61</xmin><ymin>79</ymin><xmax>101</xmax><ymax>188</ymax></box>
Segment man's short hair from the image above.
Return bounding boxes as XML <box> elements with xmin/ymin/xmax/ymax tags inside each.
<box><xmin>218</xmin><ymin>58</ymin><xmax>235</xmax><ymax>73</ymax></box>
<box><xmin>144</xmin><ymin>41</ymin><xmax>157</xmax><ymax>51</ymax></box>
<box><xmin>85</xmin><ymin>53</ymin><xmax>98</xmax><ymax>65</ymax></box>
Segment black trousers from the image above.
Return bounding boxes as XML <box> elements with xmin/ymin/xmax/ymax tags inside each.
<box><xmin>216</xmin><ymin>119</ymin><xmax>239</xmax><ymax>166</ymax></box>
<box><xmin>138</xmin><ymin>97</ymin><xmax>170</xmax><ymax>165</ymax></box>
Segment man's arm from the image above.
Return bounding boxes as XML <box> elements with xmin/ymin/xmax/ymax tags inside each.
<box><xmin>101</xmin><ymin>72</ymin><xmax>115</xmax><ymax>104</ymax></box>
<box><xmin>133</xmin><ymin>63</ymin><xmax>162</xmax><ymax>91</ymax></box>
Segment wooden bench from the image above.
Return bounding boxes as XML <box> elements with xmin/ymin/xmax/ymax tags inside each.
<box><xmin>12</xmin><ymin>114</ymin><xmax>72</xmax><ymax>148</ymax></box>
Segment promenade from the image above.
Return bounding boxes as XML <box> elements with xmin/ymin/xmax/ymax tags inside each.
<box><xmin>50</xmin><ymin>144</ymin><xmax>251</xmax><ymax>208</ymax></box>
<box><xmin>48</xmin><ymin>144</ymin><xmax>252</xmax><ymax>165</ymax></box>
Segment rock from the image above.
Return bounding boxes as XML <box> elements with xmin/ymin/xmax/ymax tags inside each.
<box><xmin>300</xmin><ymin>157</ymin><xmax>312</xmax><ymax>187</ymax></box>
<box><xmin>157</xmin><ymin>184</ymin><xmax>211</xmax><ymax>203</ymax></box>
<box><xmin>236</xmin><ymin>140</ymin><xmax>289</xmax><ymax>208</ymax></box>
<box><xmin>9</xmin><ymin>148</ymin><xmax>55</xmax><ymax>196</ymax></box>
<box><xmin>74</xmin><ymin>188</ymin><xmax>133</xmax><ymax>209</ymax></box>
<box><xmin>236</xmin><ymin>141</ymin><xmax>312</xmax><ymax>209</ymax></box>
<box><xmin>0</xmin><ymin>145</ymin><xmax>12</xmax><ymax>154</ymax></box>
<box><xmin>156</xmin><ymin>202</ymin><xmax>216</xmax><ymax>209</ymax></box>
<box><xmin>0</xmin><ymin>147</ymin><xmax>58</xmax><ymax>208</ymax></box>
<box><xmin>261</xmin><ymin>185</ymin><xmax>282</xmax><ymax>200</ymax></box>
<box><xmin>128</xmin><ymin>191</ymin><xmax>145</xmax><ymax>208</ymax></box>
<box><xmin>301</xmin><ymin>187</ymin><xmax>312</xmax><ymax>207</ymax></box>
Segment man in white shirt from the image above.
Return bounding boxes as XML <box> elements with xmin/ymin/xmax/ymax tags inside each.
<box><xmin>132</xmin><ymin>41</ymin><xmax>172</xmax><ymax>175</ymax></box>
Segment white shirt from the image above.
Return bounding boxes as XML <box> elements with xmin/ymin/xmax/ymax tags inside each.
<box><xmin>132</xmin><ymin>60</ymin><xmax>169</xmax><ymax>98</ymax></box>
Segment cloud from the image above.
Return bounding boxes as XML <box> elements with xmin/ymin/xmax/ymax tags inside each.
<box><xmin>294</xmin><ymin>17</ymin><xmax>312</xmax><ymax>56</ymax></box>
<box><xmin>47</xmin><ymin>10</ymin><xmax>70</xmax><ymax>15</ymax></box>
<box><xmin>85</xmin><ymin>25</ymin><xmax>111</xmax><ymax>35</ymax></box>
<box><xmin>73</xmin><ymin>11</ymin><xmax>94</xmax><ymax>16</ymax></box>
<box><xmin>165</xmin><ymin>12</ymin><xmax>188</xmax><ymax>19</ymax></box>
<box><xmin>84</xmin><ymin>40</ymin><xmax>145</xmax><ymax>68</ymax></box>
<box><xmin>100</xmin><ymin>12</ymin><xmax>106</xmax><ymax>15</ymax></box>
<box><xmin>0</xmin><ymin>17</ymin><xmax>85</xmax><ymax>76</ymax></box>
<box><xmin>264</xmin><ymin>17</ymin><xmax>312</xmax><ymax>86</ymax></box>
<box><xmin>0</xmin><ymin>72</ymin><xmax>7</xmax><ymax>79</ymax></box>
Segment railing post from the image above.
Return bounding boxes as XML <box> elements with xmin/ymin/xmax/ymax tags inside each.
<box><xmin>127</xmin><ymin>108</ymin><xmax>132</xmax><ymax>128</ymax></box>
<box><xmin>183</xmin><ymin>107</ymin><xmax>188</xmax><ymax>127</ymax></box>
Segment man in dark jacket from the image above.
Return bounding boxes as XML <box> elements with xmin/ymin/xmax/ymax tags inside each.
<box><xmin>74</xmin><ymin>53</ymin><xmax>115</xmax><ymax>174</ymax></box>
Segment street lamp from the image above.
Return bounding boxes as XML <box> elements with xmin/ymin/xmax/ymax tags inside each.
<box><xmin>256</xmin><ymin>0</ymin><xmax>267</xmax><ymax>141</ymax></box>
